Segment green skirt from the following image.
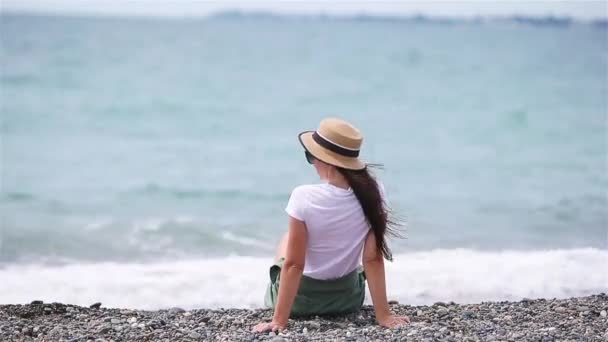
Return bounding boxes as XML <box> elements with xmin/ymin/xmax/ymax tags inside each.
<box><xmin>264</xmin><ymin>258</ymin><xmax>366</xmax><ymax>316</ymax></box>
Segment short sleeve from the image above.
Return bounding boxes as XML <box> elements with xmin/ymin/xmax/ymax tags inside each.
<box><xmin>285</xmin><ymin>186</ymin><xmax>307</xmax><ymax>221</ymax></box>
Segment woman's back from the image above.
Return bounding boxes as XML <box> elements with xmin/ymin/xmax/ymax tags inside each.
<box><xmin>286</xmin><ymin>183</ymin><xmax>369</xmax><ymax>280</ymax></box>
<box><xmin>254</xmin><ymin>118</ymin><xmax>409</xmax><ymax>333</ymax></box>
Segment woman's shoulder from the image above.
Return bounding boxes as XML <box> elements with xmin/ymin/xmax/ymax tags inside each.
<box><xmin>285</xmin><ymin>184</ymin><xmax>326</xmax><ymax>219</ymax></box>
<box><xmin>290</xmin><ymin>183</ymin><xmax>326</xmax><ymax>196</ymax></box>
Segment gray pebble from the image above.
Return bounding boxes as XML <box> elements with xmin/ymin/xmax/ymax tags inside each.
<box><xmin>96</xmin><ymin>324</ymin><xmax>112</xmax><ymax>334</ymax></box>
<box><xmin>49</xmin><ymin>326</ymin><xmax>62</xmax><ymax>335</ymax></box>
<box><xmin>307</xmin><ymin>321</ymin><xmax>321</xmax><ymax>329</ymax></box>
<box><xmin>170</xmin><ymin>307</ymin><xmax>186</xmax><ymax>314</ymax></box>
<box><xmin>188</xmin><ymin>331</ymin><xmax>201</xmax><ymax>339</ymax></box>
<box><xmin>437</xmin><ymin>308</ymin><xmax>449</xmax><ymax>317</ymax></box>
<box><xmin>462</xmin><ymin>310</ymin><xmax>475</xmax><ymax>318</ymax></box>
<box><xmin>0</xmin><ymin>294</ymin><xmax>605</xmax><ymax>341</ymax></box>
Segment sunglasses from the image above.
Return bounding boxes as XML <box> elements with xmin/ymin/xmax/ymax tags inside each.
<box><xmin>305</xmin><ymin>151</ymin><xmax>316</xmax><ymax>164</ymax></box>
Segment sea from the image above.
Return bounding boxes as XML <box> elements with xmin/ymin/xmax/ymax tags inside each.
<box><xmin>1</xmin><ymin>13</ymin><xmax>607</xmax><ymax>310</ymax></box>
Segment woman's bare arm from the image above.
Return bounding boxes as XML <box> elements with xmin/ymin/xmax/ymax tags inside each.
<box><xmin>363</xmin><ymin>231</ymin><xmax>391</xmax><ymax>319</ymax></box>
<box><xmin>363</xmin><ymin>231</ymin><xmax>409</xmax><ymax>328</ymax></box>
<box><xmin>272</xmin><ymin>216</ymin><xmax>308</xmax><ymax>326</ymax></box>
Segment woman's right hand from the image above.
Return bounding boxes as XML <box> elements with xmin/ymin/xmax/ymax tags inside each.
<box><xmin>377</xmin><ymin>314</ymin><xmax>410</xmax><ymax>328</ymax></box>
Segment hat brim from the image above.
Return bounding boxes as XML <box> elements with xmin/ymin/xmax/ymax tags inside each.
<box><xmin>298</xmin><ymin>131</ymin><xmax>366</xmax><ymax>170</ymax></box>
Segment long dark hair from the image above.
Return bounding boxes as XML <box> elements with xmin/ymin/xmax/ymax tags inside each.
<box><xmin>336</xmin><ymin>165</ymin><xmax>402</xmax><ymax>261</ymax></box>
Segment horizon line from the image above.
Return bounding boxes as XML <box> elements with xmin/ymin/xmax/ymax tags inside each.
<box><xmin>2</xmin><ymin>9</ymin><xmax>607</xmax><ymax>25</ymax></box>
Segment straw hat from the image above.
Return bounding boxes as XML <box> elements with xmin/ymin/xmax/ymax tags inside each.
<box><xmin>298</xmin><ymin>118</ymin><xmax>365</xmax><ymax>170</ymax></box>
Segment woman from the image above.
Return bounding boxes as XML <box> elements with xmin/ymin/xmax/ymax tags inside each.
<box><xmin>253</xmin><ymin>118</ymin><xmax>409</xmax><ymax>333</ymax></box>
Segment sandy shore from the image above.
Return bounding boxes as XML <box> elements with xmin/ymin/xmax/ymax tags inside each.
<box><xmin>1</xmin><ymin>294</ymin><xmax>606</xmax><ymax>341</ymax></box>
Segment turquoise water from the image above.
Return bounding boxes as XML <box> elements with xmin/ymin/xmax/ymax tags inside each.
<box><xmin>1</xmin><ymin>14</ymin><xmax>607</xmax><ymax>263</ymax></box>
<box><xmin>1</xmin><ymin>13</ymin><xmax>607</xmax><ymax>309</ymax></box>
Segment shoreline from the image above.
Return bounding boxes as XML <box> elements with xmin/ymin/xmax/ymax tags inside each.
<box><xmin>1</xmin><ymin>294</ymin><xmax>606</xmax><ymax>341</ymax></box>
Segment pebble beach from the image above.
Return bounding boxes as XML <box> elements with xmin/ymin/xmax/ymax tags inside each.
<box><xmin>1</xmin><ymin>294</ymin><xmax>606</xmax><ymax>341</ymax></box>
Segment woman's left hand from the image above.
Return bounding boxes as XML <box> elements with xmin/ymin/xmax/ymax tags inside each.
<box><xmin>252</xmin><ymin>320</ymin><xmax>286</xmax><ymax>333</ymax></box>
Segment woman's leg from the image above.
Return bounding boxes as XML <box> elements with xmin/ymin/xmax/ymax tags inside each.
<box><xmin>274</xmin><ymin>232</ymin><xmax>289</xmax><ymax>262</ymax></box>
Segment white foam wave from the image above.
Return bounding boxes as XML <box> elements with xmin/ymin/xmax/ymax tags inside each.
<box><xmin>0</xmin><ymin>249</ymin><xmax>605</xmax><ymax>310</ymax></box>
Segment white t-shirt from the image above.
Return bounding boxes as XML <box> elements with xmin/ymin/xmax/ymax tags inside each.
<box><xmin>285</xmin><ymin>182</ymin><xmax>378</xmax><ymax>280</ymax></box>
